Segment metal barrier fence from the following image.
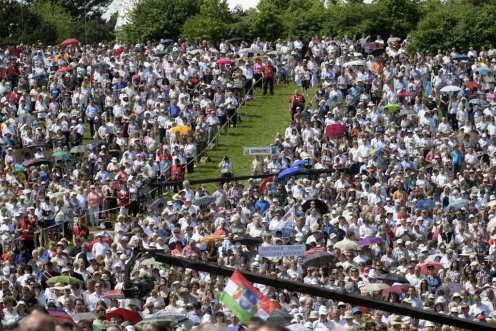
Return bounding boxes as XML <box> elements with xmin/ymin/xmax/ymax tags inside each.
<box><xmin>155</xmin><ymin>254</ymin><xmax>493</xmax><ymax>331</ymax></box>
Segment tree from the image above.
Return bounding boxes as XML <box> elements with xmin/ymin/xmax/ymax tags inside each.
<box><xmin>282</xmin><ymin>0</ymin><xmax>327</xmax><ymax>40</ymax></box>
<box><xmin>181</xmin><ymin>0</ymin><xmax>230</xmax><ymax>42</ymax></box>
<box><xmin>27</xmin><ymin>0</ymin><xmax>74</xmax><ymax>44</ymax></box>
<box><xmin>25</xmin><ymin>0</ymin><xmax>112</xmax><ymax>19</ymax></box>
<box><xmin>369</xmin><ymin>0</ymin><xmax>422</xmax><ymax>39</ymax></box>
<box><xmin>246</xmin><ymin>0</ymin><xmax>284</xmax><ymax>41</ymax></box>
<box><xmin>121</xmin><ymin>0</ymin><xmax>203</xmax><ymax>42</ymax></box>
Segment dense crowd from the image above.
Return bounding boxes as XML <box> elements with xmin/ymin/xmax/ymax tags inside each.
<box><xmin>0</xmin><ymin>35</ymin><xmax>495</xmax><ymax>331</ymax></box>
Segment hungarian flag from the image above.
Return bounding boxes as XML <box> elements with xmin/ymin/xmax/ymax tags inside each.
<box><xmin>220</xmin><ymin>270</ymin><xmax>274</xmax><ymax>323</ymax></box>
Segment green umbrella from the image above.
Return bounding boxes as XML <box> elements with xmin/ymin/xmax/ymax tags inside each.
<box><xmin>51</xmin><ymin>151</ymin><xmax>72</xmax><ymax>159</ymax></box>
<box><xmin>383</xmin><ymin>104</ymin><xmax>401</xmax><ymax>113</ymax></box>
<box><xmin>47</xmin><ymin>275</ymin><xmax>82</xmax><ymax>286</ymax></box>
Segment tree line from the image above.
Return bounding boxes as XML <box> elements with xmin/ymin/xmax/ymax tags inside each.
<box><xmin>0</xmin><ymin>0</ymin><xmax>115</xmax><ymax>47</ymax></box>
<box><xmin>121</xmin><ymin>0</ymin><xmax>496</xmax><ymax>53</ymax></box>
<box><xmin>1</xmin><ymin>0</ymin><xmax>496</xmax><ymax>53</ymax></box>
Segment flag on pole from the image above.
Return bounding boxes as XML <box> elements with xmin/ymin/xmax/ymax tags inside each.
<box><xmin>220</xmin><ymin>270</ymin><xmax>274</xmax><ymax>323</ymax></box>
<box><xmin>270</xmin><ymin>205</ymin><xmax>295</xmax><ymax>236</ymax></box>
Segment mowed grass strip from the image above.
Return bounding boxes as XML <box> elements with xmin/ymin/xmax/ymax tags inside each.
<box><xmin>187</xmin><ymin>84</ymin><xmax>298</xmax><ymax>186</ymax></box>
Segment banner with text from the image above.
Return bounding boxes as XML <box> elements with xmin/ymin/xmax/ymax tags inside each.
<box><xmin>258</xmin><ymin>245</ymin><xmax>306</xmax><ymax>257</ymax></box>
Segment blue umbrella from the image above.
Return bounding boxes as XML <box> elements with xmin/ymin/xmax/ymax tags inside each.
<box><xmin>415</xmin><ymin>199</ymin><xmax>435</xmax><ymax>210</ymax></box>
<box><xmin>277</xmin><ymin>167</ymin><xmax>302</xmax><ymax>179</ymax></box>
<box><xmin>446</xmin><ymin>198</ymin><xmax>469</xmax><ymax>212</ymax></box>
<box><xmin>475</xmin><ymin>67</ymin><xmax>491</xmax><ymax>75</ymax></box>
<box><xmin>160</xmin><ymin>39</ymin><xmax>174</xmax><ymax>45</ymax></box>
<box><xmin>452</xmin><ymin>54</ymin><xmax>468</xmax><ymax>61</ymax></box>
<box><xmin>291</xmin><ymin>159</ymin><xmax>310</xmax><ymax>168</ymax></box>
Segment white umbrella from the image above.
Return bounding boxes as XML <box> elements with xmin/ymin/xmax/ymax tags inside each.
<box><xmin>267</xmin><ymin>50</ymin><xmax>279</xmax><ymax>56</ymax></box>
<box><xmin>344</xmin><ymin>60</ymin><xmax>365</xmax><ymax>67</ymax></box>
<box><xmin>334</xmin><ymin>239</ymin><xmax>359</xmax><ymax>250</ymax></box>
<box><xmin>238</xmin><ymin>48</ymin><xmax>265</xmax><ymax>55</ymax></box>
<box><xmin>189</xmin><ymin>49</ymin><xmax>204</xmax><ymax>55</ymax></box>
<box><xmin>287</xmin><ymin>323</ymin><xmax>311</xmax><ymax>331</ymax></box>
<box><xmin>440</xmin><ymin>85</ymin><xmax>461</xmax><ymax>93</ymax></box>
<box><xmin>360</xmin><ymin>283</ymin><xmax>389</xmax><ymax>292</ymax></box>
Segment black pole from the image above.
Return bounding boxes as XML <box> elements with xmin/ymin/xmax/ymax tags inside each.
<box><xmin>154</xmin><ymin>253</ymin><xmax>494</xmax><ymax>330</ymax></box>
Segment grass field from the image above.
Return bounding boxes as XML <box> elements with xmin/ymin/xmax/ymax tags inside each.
<box><xmin>186</xmin><ymin>84</ymin><xmax>299</xmax><ymax>188</ymax></box>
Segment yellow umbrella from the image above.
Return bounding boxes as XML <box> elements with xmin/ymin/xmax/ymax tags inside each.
<box><xmin>170</xmin><ymin>125</ymin><xmax>192</xmax><ymax>135</ymax></box>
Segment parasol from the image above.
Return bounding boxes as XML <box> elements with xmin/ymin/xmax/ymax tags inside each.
<box><xmin>302</xmin><ymin>252</ymin><xmax>334</xmax><ymax>268</ymax></box>
<box><xmin>357</xmin><ymin>236</ymin><xmax>384</xmax><ymax>246</ymax></box>
<box><xmin>70</xmin><ymin>145</ymin><xmax>88</xmax><ymax>154</ymax></box>
<box><xmin>440</xmin><ymin>85</ymin><xmax>461</xmax><ymax>93</ymax></box>
<box><xmin>382</xmin><ymin>285</ymin><xmax>410</xmax><ymax>297</ymax></box>
<box><xmin>170</xmin><ymin>125</ymin><xmax>192</xmax><ymax>135</ymax></box>
<box><xmin>106</xmin><ymin>308</ymin><xmax>143</xmax><ymax>325</ymax></box>
<box><xmin>397</xmin><ymin>91</ymin><xmax>415</xmax><ymax>97</ymax></box>
<box><xmin>291</xmin><ymin>159</ymin><xmax>311</xmax><ymax>168</ymax></box>
<box><xmin>383</xmin><ymin>104</ymin><xmax>401</xmax><ymax>113</ymax></box>
<box><xmin>200</xmin><ymin>235</ymin><xmax>225</xmax><ymax>243</ymax></box>
<box><xmin>232</xmin><ymin>235</ymin><xmax>262</xmax><ymax>245</ymax></box>
<box><xmin>464</xmin><ymin>81</ymin><xmax>480</xmax><ymax>89</ymax></box>
<box><xmin>142</xmin><ymin>258</ymin><xmax>163</xmax><ymax>266</ymax></box>
<box><xmin>302</xmin><ymin>199</ymin><xmax>329</xmax><ymax>214</ymax></box>
<box><xmin>325</xmin><ymin>123</ymin><xmax>346</xmax><ymax>139</ymax></box>
<box><xmin>103</xmin><ymin>289</ymin><xmax>125</xmax><ymax>300</ymax></box>
<box><xmin>360</xmin><ymin>283</ymin><xmax>389</xmax><ymax>292</ymax></box>
<box><xmin>56</xmin><ymin>66</ymin><xmax>74</xmax><ymax>73</ymax></box>
<box><xmin>258</xmin><ymin>176</ymin><xmax>275</xmax><ymax>193</ymax></box>
<box><xmin>376</xmin><ymin>273</ymin><xmax>409</xmax><ymax>283</ymax></box>
<box><xmin>334</xmin><ymin>239</ymin><xmax>359</xmax><ymax>251</ymax></box>
<box><xmin>277</xmin><ymin>167</ymin><xmax>304</xmax><ymax>179</ymax></box>
<box><xmin>475</xmin><ymin>67</ymin><xmax>491</xmax><ymax>75</ymax></box>
<box><xmin>22</xmin><ymin>158</ymin><xmax>50</xmax><ymax>167</ymax></box>
<box><xmin>191</xmin><ymin>196</ymin><xmax>216</xmax><ymax>208</ymax></box>
<box><xmin>452</xmin><ymin>54</ymin><xmax>469</xmax><ymax>61</ymax></box>
<box><xmin>216</xmin><ymin>57</ymin><xmax>232</xmax><ymax>65</ymax></box>
<box><xmin>60</xmin><ymin>38</ymin><xmax>80</xmax><ymax>48</ymax></box>
<box><xmin>419</xmin><ymin>262</ymin><xmax>444</xmax><ymax>275</ymax></box>
<box><xmin>49</xmin><ymin>310</ymin><xmax>76</xmax><ymax>325</ymax></box>
<box><xmin>47</xmin><ymin>276</ymin><xmax>82</xmax><ymax>286</ymax></box>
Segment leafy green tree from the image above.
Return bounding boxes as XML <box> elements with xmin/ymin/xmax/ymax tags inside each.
<box><xmin>181</xmin><ymin>0</ymin><xmax>230</xmax><ymax>42</ymax></box>
<box><xmin>246</xmin><ymin>0</ymin><xmax>284</xmax><ymax>41</ymax></box>
<box><xmin>27</xmin><ymin>0</ymin><xmax>74</xmax><ymax>44</ymax></box>
<box><xmin>282</xmin><ymin>0</ymin><xmax>326</xmax><ymax>40</ymax></box>
<box><xmin>369</xmin><ymin>0</ymin><xmax>422</xmax><ymax>39</ymax></box>
<box><xmin>121</xmin><ymin>0</ymin><xmax>203</xmax><ymax>42</ymax></box>
<box><xmin>25</xmin><ymin>0</ymin><xmax>112</xmax><ymax>19</ymax></box>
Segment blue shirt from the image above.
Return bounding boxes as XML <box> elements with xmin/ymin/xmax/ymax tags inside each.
<box><xmin>254</xmin><ymin>199</ymin><xmax>270</xmax><ymax>214</ymax></box>
<box><xmin>168</xmin><ymin>105</ymin><xmax>181</xmax><ymax>118</ymax></box>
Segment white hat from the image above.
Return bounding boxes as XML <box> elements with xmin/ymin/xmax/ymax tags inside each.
<box><xmin>368</xmin><ymin>269</ymin><xmax>377</xmax><ymax>279</ymax></box>
<box><xmin>318</xmin><ymin>306</ymin><xmax>328</xmax><ymax>315</ymax></box>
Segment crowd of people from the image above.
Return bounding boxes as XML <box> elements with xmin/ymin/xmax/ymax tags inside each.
<box><xmin>0</xmin><ymin>34</ymin><xmax>495</xmax><ymax>331</ymax></box>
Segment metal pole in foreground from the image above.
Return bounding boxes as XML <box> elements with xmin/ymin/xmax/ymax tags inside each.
<box><xmin>154</xmin><ymin>253</ymin><xmax>494</xmax><ymax>330</ymax></box>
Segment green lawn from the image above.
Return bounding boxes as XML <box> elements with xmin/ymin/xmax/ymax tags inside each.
<box><xmin>186</xmin><ymin>84</ymin><xmax>299</xmax><ymax>188</ymax></box>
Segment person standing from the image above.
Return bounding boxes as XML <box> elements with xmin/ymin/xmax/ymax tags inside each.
<box><xmin>262</xmin><ymin>60</ymin><xmax>276</xmax><ymax>96</ymax></box>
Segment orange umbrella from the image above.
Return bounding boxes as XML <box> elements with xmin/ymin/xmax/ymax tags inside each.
<box><xmin>200</xmin><ymin>235</ymin><xmax>225</xmax><ymax>243</ymax></box>
<box><xmin>464</xmin><ymin>81</ymin><xmax>480</xmax><ymax>89</ymax></box>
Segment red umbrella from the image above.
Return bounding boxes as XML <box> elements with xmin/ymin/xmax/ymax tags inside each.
<box><xmin>107</xmin><ymin>308</ymin><xmax>142</xmax><ymax>325</ymax></box>
<box><xmin>60</xmin><ymin>38</ymin><xmax>80</xmax><ymax>48</ymax></box>
<box><xmin>56</xmin><ymin>66</ymin><xmax>74</xmax><ymax>73</ymax></box>
<box><xmin>398</xmin><ymin>91</ymin><xmax>415</xmax><ymax>97</ymax></box>
<box><xmin>464</xmin><ymin>81</ymin><xmax>480</xmax><ymax>89</ymax></box>
<box><xmin>48</xmin><ymin>310</ymin><xmax>76</xmax><ymax>325</ymax></box>
<box><xmin>258</xmin><ymin>176</ymin><xmax>275</xmax><ymax>193</ymax></box>
<box><xmin>8</xmin><ymin>48</ymin><xmax>21</xmax><ymax>58</ymax></box>
<box><xmin>216</xmin><ymin>57</ymin><xmax>232</xmax><ymax>65</ymax></box>
<box><xmin>104</xmin><ymin>289</ymin><xmax>125</xmax><ymax>299</ymax></box>
<box><xmin>382</xmin><ymin>285</ymin><xmax>410</xmax><ymax>297</ymax></box>
<box><xmin>88</xmin><ymin>237</ymin><xmax>113</xmax><ymax>250</ymax></box>
<box><xmin>325</xmin><ymin>124</ymin><xmax>346</xmax><ymax>139</ymax></box>
<box><xmin>419</xmin><ymin>262</ymin><xmax>444</xmax><ymax>275</ymax></box>
<box><xmin>305</xmin><ymin>246</ymin><xmax>326</xmax><ymax>257</ymax></box>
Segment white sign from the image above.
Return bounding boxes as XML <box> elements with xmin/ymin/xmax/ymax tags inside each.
<box><xmin>258</xmin><ymin>245</ymin><xmax>306</xmax><ymax>257</ymax></box>
<box><xmin>243</xmin><ymin>146</ymin><xmax>275</xmax><ymax>156</ymax></box>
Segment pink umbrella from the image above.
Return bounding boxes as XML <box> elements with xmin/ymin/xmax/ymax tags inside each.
<box><xmin>216</xmin><ymin>57</ymin><xmax>232</xmax><ymax>65</ymax></box>
<box><xmin>104</xmin><ymin>289</ymin><xmax>125</xmax><ymax>299</ymax></box>
<box><xmin>382</xmin><ymin>285</ymin><xmax>410</xmax><ymax>297</ymax></box>
<box><xmin>419</xmin><ymin>262</ymin><xmax>444</xmax><ymax>275</ymax></box>
<box><xmin>60</xmin><ymin>38</ymin><xmax>80</xmax><ymax>48</ymax></box>
<box><xmin>305</xmin><ymin>246</ymin><xmax>326</xmax><ymax>257</ymax></box>
<box><xmin>398</xmin><ymin>91</ymin><xmax>415</xmax><ymax>97</ymax></box>
<box><xmin>56</xmin><ymin>66</ymin><xmax>74</xmax><ymax>73</ymax></box>
<box><xmin>325</xmin><ymin>124</ymin><xmax>346</xmax><ymax>139</ymax></box>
